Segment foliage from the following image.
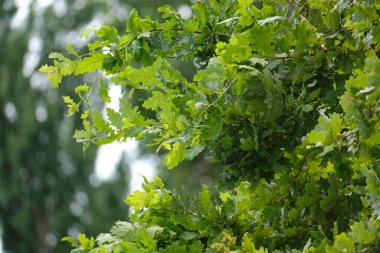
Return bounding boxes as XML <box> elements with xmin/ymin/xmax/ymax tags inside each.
<box><xmin>41</xmin><ymin>0</ymin><xmax>380</xmax><ymax>252</ymax></box>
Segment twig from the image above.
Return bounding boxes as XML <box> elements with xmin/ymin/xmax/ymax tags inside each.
<box><xmin>197</xmin><ymin>77</ymin><xmax>237</xmax><ymax>119</ymax></box>
<box><xmin>266</xmin><ymin>55</ymin><xmax>293</xmax><ymax>60</ymax></box>
<box><xmin>150</xmin><ymin>27</ymin><xmax>202</xmax><ymax>34</ymax></box>
<box><xmin>74</xmin><ymin>49</ymin><xmax>110</xmax><ymax>61</ymax></box>
<box><xmin>80</xmin><ymin>71</ymin><xmax>104</xmax><ymax>108</ymax></box>
<box><xmin>182</xmin><ymin>75</ymin><xmax>239</xmax><ymax>136</ymax></box>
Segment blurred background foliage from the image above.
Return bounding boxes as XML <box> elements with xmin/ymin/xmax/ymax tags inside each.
<box><xmin>0</xmin><ymin>0</ymin><xmax>219</xmax><ymax>253</ymax></box>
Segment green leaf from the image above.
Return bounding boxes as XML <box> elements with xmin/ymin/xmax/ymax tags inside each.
<box><xmin>242</xmin><ymin>233</ymin><xmax>255</xmax><ymax>252</ymax></box>
<box><xmin>39</xmin><ymin>65</ymin><xmax>62</xmax><ymax>88</ymax></box>
<box><xmin>194</xmin><ymin>57</ymin><xmax>227</xmax><ymax>92</ymax></box>
<box><xmin>60</xmin><ymin>61</ymin><xmax>78</xmax><ymax>76</ymax></box>
<box><xmin>185</xmin><ymin>145</ymin><xmax>204</xmax><ymax>160</ymax></box>
<box><xmin>349</xmin><ymin>220</ymin><xmax>377</xmax><ymax>245</ymax></box>
<box><xmin>166</xmin><ymin>141</ymin><xmax>186</xmax><ymax>169</ymax></box>
<box><xmin>73</xmin><ymin>130</ymin><xmax>94</xmax><ymax>140</ymax></box>
<box><xmin>126</xmin><ymin>189</ymin><xmax>155</xmax><ymax>211</ymax></box>
<box><xmin>126</xmin><ymin>9</ymin><xmax>140</xmax><ymax>33</ymax></box>
<box><xmin>118</xmin><ymin>34</ymin><xmax>135</xmax><ymax>46</ymax></box>
<box><xmin>258</xmin><ymin>16</ymin><xmax>286</xmax><ymax>26</ymax></box>
<box><xmin>120</xmin><ymin>100</ymin><xmax>149</xmax><ymax>127</ymax></box>
<box><xmin>187</xmin><ymin>241</ymin><xmax>203</xmax><ymax>253</ymax></box>
<box><xmin>126</xmin><ymin>9</ymin><xmax>153</xmax><ymax>35</ymax></box>
<box><xmin>250</xmin><ymin>26</ymin><xmax>276</xmax><ymax>57</ymax></box>
<box><xmin>183</xmin><ymin>231</ymin><xmax>197</xmax><ymax>241</ymax></box>
<box><xmin>241</xmin><ymin>233</ymin><xmax>269</xmax><ymax>252</ymax></box>
<box><xmin>92</xmin><ymin>110</ymin><xmax>111</xmax><ymax>132</ymax></box>
<box><xmin>106</xmin><ymin>108</ymin><xmax>123</xmax><ymax>129</ymax></box>
<box><xmin>75</xmin><ymin>52</ymin><xmax>110</xmax><ymax>75</ymax></box>
<box><xmin>327</xmin><ymin>233</ymin><xmax>354</xmax><ymax>253</ymax></box>
<box><xmin>102</xmin><ymin>57</ymin><xmax>117</xmax><ymax>71</ymax></box>
<box><xmin>99</xmin><ymin>79</ymin><xmax>111</xmax><ymax>103</ymax></box>
<box><xmin>97</xmin><ymin>26</ymin><xmax>118</xmax><ymax>41</ymax></box>
<box><xmin>62</xmin><ymin>236</ymin><xmax>79</xmax><ymax>248</ymax></box>
<box><xmin>66</xmin><ymin>44</ymin><xmax>79</xmax><ymax>57</ymax></box>
<box><xmin>96</xmin><ymin>233</ymin><xmax>116</xmax><ymax>244</ymax></box>
<box><xmin>49</xmin><ymin>52</ymin><xmax>70</xmax><ymax>62</ymax></box>
<box><xmin>159</xmin><ymin>242</ymin><xmax>186</xmax><ymax>253</ymax></box>
<box><xmin>240</xmin><ymin>137</ymin><xmax>255</xmax><ymax>151</ymax></box>
<box><xmin>63</xmin><ymin>96</ymin><xmax>79</xmax><ymax>116</ymax></box>
<box><xmin>110</xmin><ymin>221</ymin><xmax>133</xmax><ymax>236</ymax></box>
<box><xmin>305</xmin><ymin>88</ymin><xmax>321</xmax><ymax>103</ymax></box>
<box><xmin>137</xmin><ymin>31</ymin><xmax>151</xmax><ymax>39</ymax></box>
<box><xmin>87</xmin><ymin>41</ymin><xmax>105</xmax><ymax>51</ymax></box>
<box><xmin>142</xmin><ymin>91</ymin><xmax>167</xmax><ymax>111</ymax></box>
<box><xmin>75</xmin><ymin>84</ymin><xmax>90</xmax><ymax>94</ymax></box>
<box><xmin>80</xmin><ymin>26</ymin><xmax>100</xmax><ymax>39</ymax></box>
<box><xmin>119</xmin><ymin>58</ymin><xmax>164</xmax><ymax>88</ymax></box>
<box><xmin>199</xmin><ymin>185</ymin><xmax>213</xmax><ymax>213</ymax></box>
<box><xmin>77</xmin><ymin>233</ymin><xmax>95</xmax><ymax>249</ymax></box>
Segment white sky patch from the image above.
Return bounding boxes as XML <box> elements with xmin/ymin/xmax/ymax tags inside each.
<box><xmin>58</xmin><ymin>15</ymin><xmax>104</xmax><ymax>48</ymax></box>
<box><xmin>94</xmin><ymin>140</ymin><xmax>138</xmax><ymax>181</ymax></box>
<box><xmin>177</xmin><ymin>4</ymin><xmax>192</xmax><ymax>20</ymax></box>
<box><xmin>23</xmin><ymin>34</ymin><xmax>43</xmax><ymax>77</ymax></box>
<box><xmin>73</xmin><ymin>0</ymin><xmax>86</xmax><ymax>10</ymax></box>
<box><xmin>28</xmin><ymin>34</ymin><xmax>43</xmax><ymax>53</ymax></box>
<box><xmin>35</xmin><ymin>0</ymin><xmax>54</xmax><ymax>10</ymax></box>
<box><xmin>95</xmin><ymin>84</ymin><xmax>157</xmax><ymax>188</ymax></box>
<box><xmin>53</xmin><ymin>0</ymin><xmax>68</xmax><ymax>17</ymax></box>
<box><xmin>23</xmin><ymin>51</ymin><xmax>41</xmax><ymax>77</ymax></box>
<box><xmin>129</xmin><ymin>156</ymin><xmax>159</xmax><ymax>194</ymax></box>
<box><xmin>94</xmin><ymin>140</ymin><xmax>159</xmax><ymax>195</ymax></box>
<box><xmin>127</xmin><ymin>156</ymin><xmax>159</xmax><ymax>215</ymax></box>
<box><xmin>35</xmin><ymin>103</ymin><xmax>48</xmax><ymax>123</ymax></box>
<box><xmin>107</xmin><ymin>84</ymin><xmax>122</xmax><ymax>112</ymax></box>
<box><xmin>33</xmin><ymin>0</ymin><xmax>54</xmax><ymax>17</ymax></box>
<box><xmin>30</xmin><ymin>72</ymin><xmax>50</xmax><ymax>90</ymax></box>
<box><xmin>4</xmin><ymin>101</ymin><xmax>18</xmax><ymax>123</ymax></box>
<box><xmin>10</xmin><ymin>0</ymin><xmax>32</xmax><ymax>29</ymax></box>
<box><xmin>113</xmin><ymin>6</ymin><xmax>128</xmax><ymax>22</ymax></box>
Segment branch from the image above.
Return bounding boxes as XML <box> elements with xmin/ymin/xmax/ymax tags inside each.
<box><xmin>74</xmin><ymin>49</ymin><xmax>110</xmax><ymax>61</ymax></box>
<box><xmin>80</xmin><ymin>71</ymin><xmax>104</xmax><ymax>108</ymax></box>
<box><xmin>150</xmin><ymin>27</ymin><xmax>203</xmax><ymax>35</ymax></box>
<box><xmin>266</xmin><ymin>55</ymin><xmax>293</xmax><ymax>60</ymax></box>
<box><xmin>183</xmin><ymin>76</ymin><xmax>238</xmax><ymax>135</ymax></box>
<box><xmin>198</xmin><ymin>77</ymin><xmax>237</xmax><ymax>118</ymax></box>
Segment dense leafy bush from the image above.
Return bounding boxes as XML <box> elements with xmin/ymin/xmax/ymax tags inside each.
<box><xmin>41</xmin><ymin>0</ymin><xmax>380</xmax><ymax>252</ymax></box>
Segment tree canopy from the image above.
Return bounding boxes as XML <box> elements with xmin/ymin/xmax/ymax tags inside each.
<box><xmin>41</xmin><ymin>0</ymin><xmax>380</xmax><ymax>252</ymax></box>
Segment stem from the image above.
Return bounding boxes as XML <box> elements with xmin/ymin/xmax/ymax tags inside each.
<box><xmin>150</xmin><ymin>27</ymin><xmax>203</xmax><ymax>34</ymax></box>
<box><xmin>79</xmin><ymin>71</ymin><xmax>104</xmax><ymax>108</ymax></box>
<box><xmin>182</xmin><ymin>76</ymin><xmax>239</xmax><ymax>136</ymax></box>
<box><xmin>74</xmin><ymin>49</ymin><xmax>110</xmax><ymax>61</ymax></box>
<box><xmin>198</xmin><ymin>77</ymin><xmax>237</xmax><ymax>118</ymax></box>
<box><xmin>266</xmin><ymin>55</ymin><xmax>293</xmax><ymax>60</ymax></box>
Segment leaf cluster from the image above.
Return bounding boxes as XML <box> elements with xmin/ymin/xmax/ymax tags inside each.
<box><xmin>40</xmin><ymin>0</ymin><xmax>380</xmax><ymax>252</ymax></box>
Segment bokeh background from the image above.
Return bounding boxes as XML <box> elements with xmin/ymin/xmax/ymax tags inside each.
<box><xmin>0</xmin><ymin>0</ymin><xmax>219</xmax><ymax>252</ymax></box>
